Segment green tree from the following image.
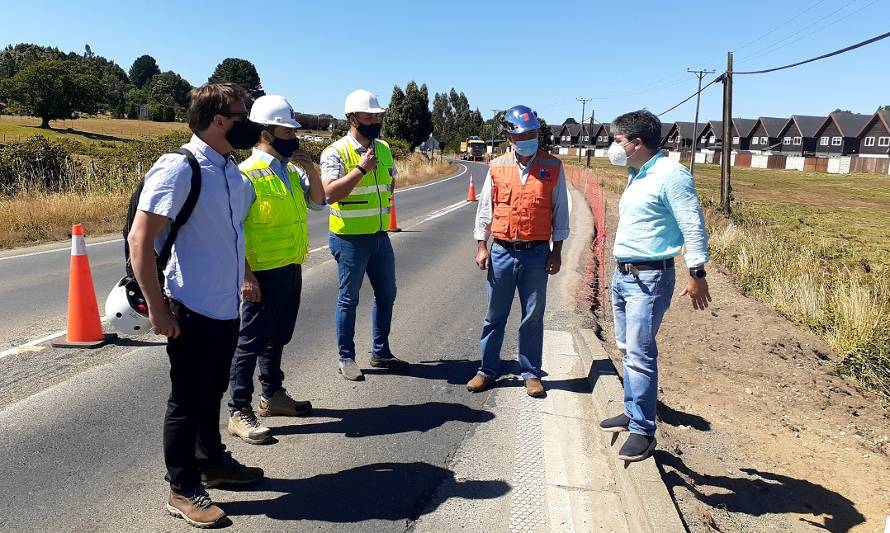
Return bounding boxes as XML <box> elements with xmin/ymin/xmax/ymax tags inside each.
<box><xmin>1</xmin><ymin>60</ymin><xmax>103</xmax><ymax>127</ymax></box>
<box><xmin>0</xmin><ymin>43</ymin><xmax>65</xmax><ymax>80</ymax></box>
<box><xmin>149</xmin><ymin>71</ymin><xmax>192</xmax><ymax>108</ymax></box>
<box><xmin>538</xmin><ymin>118</ymin><xmax>552</xmax><ymax>150</ymax></box>
<box><xmin>382</xmin><ymin>81</ymin><xmax>431</xmax><ymax>150</ymax></box>
<box><xmin>431</xmin><ymin>92</ymin><xmax>453</xmax><ymax>142</ymax></box>
<box><xmin>129</xmin><ymin>54</ymin><xmax>160</xmax><ymax>88</ymax></box>
<box><xmin>208</xmin><ymin>58</ymin><xmax>265</xmax><ymax>103</ymax></box>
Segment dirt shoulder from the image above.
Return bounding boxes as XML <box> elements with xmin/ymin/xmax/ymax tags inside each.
<box><xmin>596</xmin><ymin>189</ymin><xmax>890</xmax><ymax>533</ymax></box>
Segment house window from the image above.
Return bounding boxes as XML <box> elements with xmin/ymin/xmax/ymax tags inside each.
<box><xmin>831</xmin><ymin>137</ymin><xmax>842</xmax><ymax>146</ymax></box>
<box><xmin>710</xmin><ymin>136</ymin><xmax>716</xmax><ymax>143</ymax></box>
<box><xmin>732</xmin><ymin>136</ymin><xmax>740</xmax><ymax>144</ymax></box>
<box><xmin>760</xmin><ymin>136</ymin><xmax>768</xmax><ymax>145</ymax></box>
<box><xmin>820</xmin><ymin>136</ymin><xmax>829</xmax><ymax>146</ymax></box>
<box><xmin>751</xmin><ymin>137</ymin><xmax>759</xmax><ymax>145</ymax></box>
<box><xmin>793</xmin><ymin>137</ymin><xmax>801</xmax><ymax>146</ymax></box>
<box><xmin>864</xmin><ymin>136</ymin><xmax>875</xmax><ymax>146</ymax></box>
<box><xmin>782</xmin><ymin>137</ymin><xmax>791</xmax><ymax>145</ymax></box>
<box><xmin>879</xmin><ymin>137</ymin><xmax>890</xmax><ymax>147</ymax></box>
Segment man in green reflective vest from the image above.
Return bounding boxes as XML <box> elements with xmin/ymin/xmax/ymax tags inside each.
<box><xmin>321</xmin><ymin>89</ymin><xmax>409</xmax><ymax>381</ymax></box>
<box><xmin>227</xmin><ymin>95</ymin><xmax>325</xmax><ymax>444</ymax></box>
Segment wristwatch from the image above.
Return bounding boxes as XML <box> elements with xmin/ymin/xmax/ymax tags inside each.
<box><xmin>689</xmin><ymin>266</ymin><xmax>707</xmax><ymax>279</ymax></box>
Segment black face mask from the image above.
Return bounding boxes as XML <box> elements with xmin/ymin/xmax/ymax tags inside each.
<box><xmin>271</xmin><ymin>136</ymin><xmax>300</xmax><ymax>159</ymax></box>
<box><xmin>356</xmin><ymin>122</ymin><xmax>382</xmax><ymax>141</ymax></box>
<box><xmin>225</xmin><ymin>119</ymin><xmax>263</xmax><ymax>150</ymax></box>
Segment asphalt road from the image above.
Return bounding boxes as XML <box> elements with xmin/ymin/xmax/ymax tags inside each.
<box><xmin>0</xmin><ymin>159</ymin><xmax>540</xmax><ymax>532</ymax></box>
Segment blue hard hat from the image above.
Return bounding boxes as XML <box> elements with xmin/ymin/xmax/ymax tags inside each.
<box><xmin>502</xmin><ymin>105</ymin><xmax>541</xmax><ymax>134</ymax></box>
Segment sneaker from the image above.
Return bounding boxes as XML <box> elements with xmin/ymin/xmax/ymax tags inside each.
<box><xmin>201</xmin><ymin>451</ymin><xmax>264</xmax><ymax>488</ymax></box>
<box><xmin>524</xmin><ymin>378</ymin><xmax>546</xmax><ymax>398</ymax></box>
<box><xmin>338</xmin><ymin>359</ymin><xmax>365</xmax><ymax>381</ymax></box>
<box><xmin>369</xmin><ymin>355</ymin><xmax>409</xmax><ymax>371</ymax></box>
<box><xmin>618</xmin><ymin>433</ymin><xmax>657</xmax><ymax>462</ymax></box>
<box><xmin>257</xmin><ymin>388</ymin><xmax>312</xmax><ymax>417</ymax></box>
<box><xmin>166</xmin><ymin>487</ymin><xmax>225</xmax><ymax>529</ymax></box>
<box><xmin>466</xmin><ymin>373</ymin><xmax>494</xmax><ymax>393</ymax></box>
<box><xmin>599</xmin><ymin>413</ymin><xmax>630</xmax><ymax>433</ymax></box>
<box><xmin>228</xmin><ymin>407</ymin><xmax>273</xmax><ymax>444</ymax></box>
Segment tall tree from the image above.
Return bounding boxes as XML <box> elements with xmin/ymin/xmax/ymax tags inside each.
<box><xmin>431</xmin><ymin>92</ymin><xmax>451</xmax><ymax>141</ymax></box>
<box><xmin>208</xmin><ymin>58</ymin><xmax>265</xmax><ymax>103</ymax></box>
<box><xmin>538</xmin><ymin>118</ymin><xmax>553</xmax><ymax>150</ymax></box>
<box><xmin>382</xmin><ymin>81</ymin><xmax>432</xmax><ymax>150</ymax></box>
<box><xmin>129</xmin><ymin>54</ymin><xmax>160</xmax><ymax>88</ymax></box>
<box><xmin>382</xmin><ymin>86</ymin><xmax>407</xmax><ymax>140</ymax></box>
<box><xmin>1</xmin><ymin>59</ymin><xmax>103</xmax><ymax>127</ymax></box>
<box><xmin>149</xmin><ymin>71</ymin><xmax>193</xmax><ymax>108</ymax></box>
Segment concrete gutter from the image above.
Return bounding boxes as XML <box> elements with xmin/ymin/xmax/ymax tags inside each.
<box><xmin>573</xmin><ymin>327</ymin><xmax>687</xmax><ymax>533</ymax></box>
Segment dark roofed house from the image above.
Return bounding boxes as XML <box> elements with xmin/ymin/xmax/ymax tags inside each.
<box><xmin>748</xmin><ymin>117</ymin><xmax>787</xmax><ymax>153</ymax></box>
<box><xmin>777</xmin><ymin>115</ymin><xmax>824</xmax><ymax>156</ymax></box>
<box><xmin>698</xmin><ymin>120</ymin><xmax>723</xmax><ymax>150</ymax></box>
<box><xmin>592</xmin><ymin>123</ymin><xmax>612</xmax><ymax>148</ymax></box>
<box><xmin>554</xmin><ymin>118</ymin><xmax>580</xmax><ymax>147</ymax></box>
<box><xmin>856</xmin><ymin>111</ymin><xmax>890</xmax><ymax>158</ymax></box>
<box><xmin>814</xmin><ymin>112</ymin><xmax>873</xmax><ymax>156</ymax></box>
<box><xmin>660</xmin><ymin>123</ymin><xmax>673</xmax><ymax>148</ymax></box>
<box><xmin>731</xmin><ymin>118</ymin><xmax>757</xmax><ymax>151</ymax></box>
<box><xmin>662</xmin><ymin>122</ymin><xmax>705</xmax><ymax>151</ymax></box>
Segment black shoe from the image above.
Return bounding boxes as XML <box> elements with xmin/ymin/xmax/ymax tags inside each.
<box><xmin>201</xmin><ymin>452</ymin><xmax>264</xmax><ymax>488</ymax></box>
<box><xmin>599</xmin><ymin>413</ymin><xmax>630</xmax><ymax>433</ymax></box>
<box><xmin>618</xmin><ymin>433</ymin><xmax>657</xmax><ymax>462</ymax></box>
<box><xmin>369</xmin><ymin>355</ymin><xmax>409</xmax><ymax>371</ymax></box>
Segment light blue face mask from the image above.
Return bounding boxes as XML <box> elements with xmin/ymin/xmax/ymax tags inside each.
<box><xmin>513</xmin><ymin>138</ymin><xmax>539</xmax><ymax>156</ymax></box>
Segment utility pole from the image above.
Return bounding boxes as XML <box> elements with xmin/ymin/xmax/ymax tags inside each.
<box><xmin>687</xmin><ymin>68</ymin><xmax>715</xmax><ymax>177</ymax></box>
<box><xmin>720</xmin><ymin>53</ymin><xmax>733</xmax><ymax>215</ymax></box>
<box><xmin>577</xmin><ymin>97</ymin><xmax>591</xmax><ymax>162</ymax></box>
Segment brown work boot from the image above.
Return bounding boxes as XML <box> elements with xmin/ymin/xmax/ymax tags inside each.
<box><xmin>201</xmin><ymin>451</ymin><xmax>264</xmax><ymax>488</ymax></box>
<box><xmin>466</xmin><ymin>373</ymin><xmax>494</xmax><ymax>393</ymax></box>
<box><xmin>524</xmin><ymin>378</ymin><xmax>546</xmax><ymax>398</ymax></box>
<box><xmin>228</xmin><ymin>407</ymin><xmax>273</xmax><ymax>444</ymax></box>
<box><xmin>166</xmin><ymin>487</ymin><xmax>225</xmax><ymax>529</ymax></box>
<box><xmin>257</xmin><ymin>388</ymin><xmax>312</xmax><ymax>417</ymax></box>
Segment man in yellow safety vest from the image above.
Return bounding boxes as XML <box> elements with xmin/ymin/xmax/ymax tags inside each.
<box><xmin>227</xmin><ymin>95</ymin><xmax>325</xmax><ymax>444</ymax></box>
<box><xmin>320</xmin><ymin>89</ymin><xmax>408</xmax><ymax>381</ymax></box>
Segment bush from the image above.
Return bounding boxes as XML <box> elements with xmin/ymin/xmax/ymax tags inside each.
<box><xmin>0</xmin><ymin>135</ymin><xmax>70</xmax><ymax>193</ymax></box>
<box><xmin>385</xmin><ymin>137</ymin><xmax>411</xmax><ymax>159</ymax></box>
<box><xmin>300</xmin><ymin>139</ymin><xmax>327</xmax><ymax>163</ymax></box>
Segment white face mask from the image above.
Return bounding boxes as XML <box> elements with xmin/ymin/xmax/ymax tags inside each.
<box><xmin>608</xmin><ymin>141</ymin><xmax>630</xmax><ymax>166</ymax></box>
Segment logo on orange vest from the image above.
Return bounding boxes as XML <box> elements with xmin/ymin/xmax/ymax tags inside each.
<box><xmin>539</xmin><ymin>168</ymin><xmax>552</xmax><ymax>181</ymax></box>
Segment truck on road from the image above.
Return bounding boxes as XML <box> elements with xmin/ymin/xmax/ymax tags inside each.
<box><xmin>460</xmin><ymin>137</ymin><xmax>486</xmax><ymax>162</ymax></box>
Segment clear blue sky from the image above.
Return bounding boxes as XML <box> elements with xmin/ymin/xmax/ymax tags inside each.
<box><xmin>3</xmin><ymin>0</ymin><xmax>889</xmax><ymax>125</ymax></box>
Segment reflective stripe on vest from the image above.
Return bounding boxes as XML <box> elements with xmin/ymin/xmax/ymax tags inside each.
<box><xmin>489</xmin><ymin>150</ymin><xmax>559</xmax><ymax>241</ymax></box>
<box><xmin>328</xmin><ymin>139</ymin><xmax>394</xmax><ymax>235</ymax></box>
<box><xmin>241</xmin><ymin>155</ymin><xmax>310</xmax><ymax>271</ymax></box>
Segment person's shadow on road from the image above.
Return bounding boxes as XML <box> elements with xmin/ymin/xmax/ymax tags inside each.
<box><xmin>656</xmin><ymin>451</ymin><xmax>865</xmax><ymax>532</ymax></box>
<box><xmin>272</xmin><ymin>402</ymin><xmax>494</xmax><ymax>438</ymax></box>
<box><xmin>219</xmin><ymin>461</ymin><xmax>511</xmax><ymax>523</ymax></box>
<box><xmin>363</xmin><ymin>358</ymin><xmax>479</xmax><ymax>385</ymax></box>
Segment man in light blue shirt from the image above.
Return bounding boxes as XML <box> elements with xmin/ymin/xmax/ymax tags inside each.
<box><xmin>598</xmin><ymin>110</ymin><xmax>711</xmax><ymax>462</ymax></box>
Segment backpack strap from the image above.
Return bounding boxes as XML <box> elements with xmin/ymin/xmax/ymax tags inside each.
<box><xmin>156</xmin><ymin>148</ymin><xmax>201</xmax><ymax>270</ymax></box>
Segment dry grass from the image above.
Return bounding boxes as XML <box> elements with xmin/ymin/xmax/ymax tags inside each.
<box><xmin>0</xmin><ymin>115</ymin><xmax>188</xmax><ymax>144</ymax></box>
<box><xmin>395</xmin><ymin>154</ymin><xmax>456</xmax><ymax>188</ymax></box>
<box><xmin>564</xmin><ymin>156</ymin><xmax>890</xmax><ymax>401</ymax></box>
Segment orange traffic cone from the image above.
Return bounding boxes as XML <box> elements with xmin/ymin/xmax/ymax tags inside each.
<box><xmin>467</xmin><ymin>173</ymin><xmax>477</xmax><ymax>202</ymax></box>
<box><xmin>388</xmin><ymin>195</ymin><xmax>402</xmax><ymax>232</ymax></box>
<box><xmin>52</xmin><ymin>224</ymin><xmax>116</xmax><ymax>348</ymax></box>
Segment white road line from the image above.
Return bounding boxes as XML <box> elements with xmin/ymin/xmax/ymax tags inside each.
<box><xmin>416</xmin><ymin>200</ymin><xmax>470</xmax><ymax>225</ymax></box>
<box><xmin>0</xmin><ymin>316</ymin><xmax>108</xmax><ymax>360</ymax></box>
<box><xmin>0</xmin><ymin>238</ymin><xmax>124</xmax><ymax>262</ymax></box>
<box><xmin>396</xmin><ymin>163</ymin><xmax>471</xmax><ymax>193</ymax></box>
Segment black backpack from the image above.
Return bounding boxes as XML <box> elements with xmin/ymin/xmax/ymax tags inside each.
<box><xmin>122</xmin><ymin>147</ymin><xmax>202</xmax><ymax>285</ymax></box>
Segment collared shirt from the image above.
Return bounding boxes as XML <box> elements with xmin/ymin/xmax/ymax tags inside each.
<box><xmin>613</xmin><ymin>152</ymin><xmax>709</xmax><ymax>268</ymax></box>
<box><xmin>244</xmin><ymin>148</ymin><xmax>325</xmax><ymax>210</ymax></box>
<box><xmin>320</xmin><ymin>133</ymin><xmax>398</xmax><ymax>184</ymax></box>
<box><xmin>137</xmin><ymin>134</ymin><xmax>253</xmax><ymax>320</ymax></box>
<box><xmin>473</xmin><ymin>152</ymin><xmax>571</xmax><ymax>242</ymax></box>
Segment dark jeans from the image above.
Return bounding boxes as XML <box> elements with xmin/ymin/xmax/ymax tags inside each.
<box><xmin>228</xmin><ymin>264</ymin><xmax>302</xmax><ymax>412</ymax></box>
<box><xmin>163</xmin><ymin>300</ymin><xmax>239</xmax><ymax>494</ymax></box>
<box><xmin>328</xmin><ymin>231</ymin><xmax>396</xmax><ymax>361</ymax></box>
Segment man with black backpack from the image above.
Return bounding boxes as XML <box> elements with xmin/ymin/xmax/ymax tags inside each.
<box><xmin>127</xmin><ymin>83</ymin><xmax>264</xmax><ymax>529</ymax></box>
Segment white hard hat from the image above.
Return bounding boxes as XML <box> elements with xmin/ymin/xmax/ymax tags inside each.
<box><xmin>344</xmin><ymin>89</ymin><xmax>386</xmax><ymax>114</ymax></box>
<box><xmin>104</xmin><ymin>277</ymin><xmax>151</xmax><ymax>335</ymax></box>
<box><xmin>250</xmin><ymin>95</ymin><xmax>302</xmax><ymax>128</ymax></box>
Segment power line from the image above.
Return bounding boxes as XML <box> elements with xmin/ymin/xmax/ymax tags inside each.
<box><xmin>657</xmin><ymin>77</ymin><xmax>720</xmax><ymax>117</ymax></box>
<box><xmin>735</xmin><ymin>30</ymin><xmax>890</xmax><ymax>75</ymax></box>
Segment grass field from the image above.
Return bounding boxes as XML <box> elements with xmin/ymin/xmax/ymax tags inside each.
<box><xmin>0</xmin><ymin>115</ymin><xmax>189</xmax><ymax>144</ymax></box>
<box><xmin>565</xmin><ymin>156</ymin><xmax>890</xmax><ymax>401</ymax></box>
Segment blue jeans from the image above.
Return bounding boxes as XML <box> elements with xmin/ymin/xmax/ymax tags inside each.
<box><xmin>611</xmin><ymin>267</ymin><xmax>676</xmax><ymax>436</ymax></box>
<box><xmin>329</xmin><ymin>231</ymin><xmax>397</xmax><ymax>361</ymax></box>
<box><xmin>479</xmin><ymin>242</ymin><xmax>550</xmax><ymax>380</ymax></box>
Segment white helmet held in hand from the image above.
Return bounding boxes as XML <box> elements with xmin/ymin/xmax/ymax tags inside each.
<box><xmin>105</xmin><ymin>277</ymin><xmax>151</xmax><ymax>335</ymax></box>
<box><xmin>344</xmin><ymin>89</ymin><xmax>386</xmax><ymax>114</ymax></box>
<box><xmin>250</xmin><ymin>95</ymin><xmax>302</xmax><ymax>128</ymax></box>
